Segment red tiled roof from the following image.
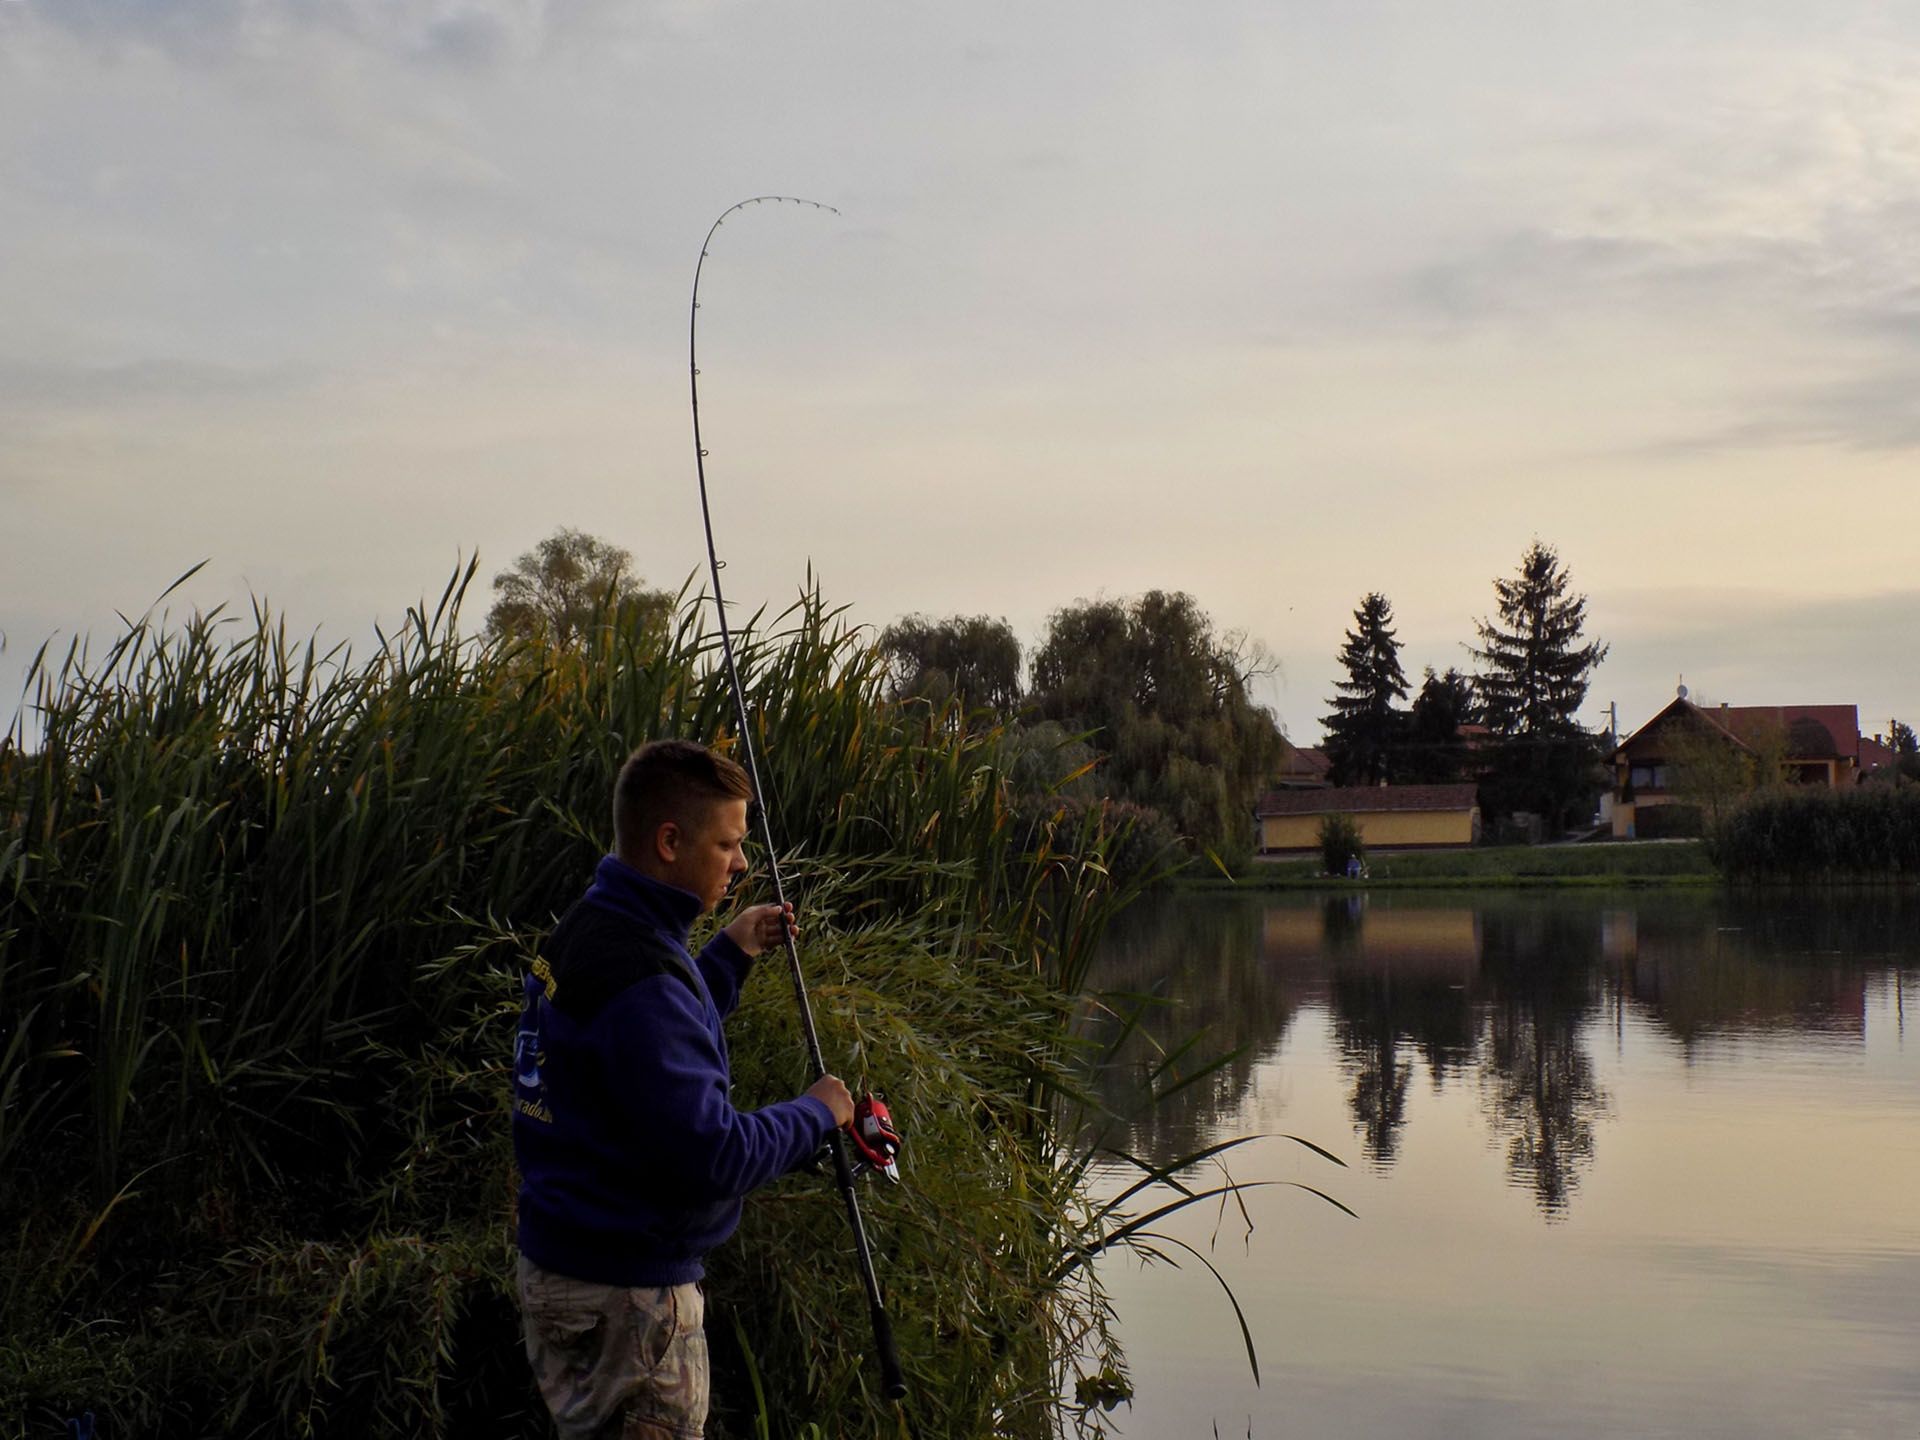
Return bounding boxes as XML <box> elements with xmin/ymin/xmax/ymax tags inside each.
<box><xmin>1255</xmin><ymin>783</ymin><xmax>1480</xmax><ymax>817</ymax></box>
<box><xmin>1714</xmin><ymin>705</ymin><xmax>1859</xmax><ymax>760</ymax></box>
<box><xmin>1613</xmin><ymin>699</ymin><xmax>1862</xmax><ymax>762</ymax></box>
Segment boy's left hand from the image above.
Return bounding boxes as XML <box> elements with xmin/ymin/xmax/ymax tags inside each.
<box><xmin>725</xmin><ymin>901</ymin><xmax>797</xmax><ymax>958</ymax></box>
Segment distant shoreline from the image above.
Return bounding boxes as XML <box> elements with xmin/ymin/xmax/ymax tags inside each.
<box><xmin>1182</xmin><ymin>839</ymin><xmax>1920</xmax><ymax>890</ymax></box>
<box><xmin>1183</xmin><ymin>840</ymin><xmax>1717</xmax><ymax>891</ymax></box>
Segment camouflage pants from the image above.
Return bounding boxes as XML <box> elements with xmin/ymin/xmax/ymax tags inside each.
<box><xmin>518</xmin><ymin>1255</ymin><xmax>709</xmax><ymax>1439</ymax></box>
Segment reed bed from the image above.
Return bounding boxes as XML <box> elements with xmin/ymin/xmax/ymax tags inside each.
<box><xmin>0</xmin><ymin>565</ymin><xmax>1185</xmax><ymax>1439</ymax></box>
<box><xmin>1709</xmin><ymin>784</ymin><xmax>1920</xmax><ymax>882</ymax></box>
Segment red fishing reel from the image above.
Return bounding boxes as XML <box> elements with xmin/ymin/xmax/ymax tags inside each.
<box><xmin>848</xmin><ymin>1091</ymin><xmax>903</xmax><ymax>1184</ymax></box>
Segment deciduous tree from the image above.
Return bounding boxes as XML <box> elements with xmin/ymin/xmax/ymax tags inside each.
<box><xmin>1028</xmin><ymin>591</ymin><xmax>1284</xmax><ymax>862</ymax></box>
<box><xmin>1665</xmin><ymin>715</ymin><xmax>1753</xmax><ymax>832</ymax></box>
<box><xmin>1401</xmin><ymin>666</ymin><xmax>1479</xmax><ymax>784</ymax></box>
<box><xmin>486</xmin><ymin>528</ymin><xmax>674</xmax><ymax>650</ymax></box>
<box><xmin>1882</xmin><ymin>719</ymin><xmax>1920</xmax><ymax>784</ymax></box>
<box><xmin>876</xmin><ymin>613</ymin><xmax>1023</xmax><ymax>713</ymax></box>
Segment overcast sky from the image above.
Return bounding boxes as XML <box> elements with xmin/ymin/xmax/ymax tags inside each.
<box><xmin>5</xmin><ymin>1</ymin><xmax>1918</xmax><ymax>748</ymax></box>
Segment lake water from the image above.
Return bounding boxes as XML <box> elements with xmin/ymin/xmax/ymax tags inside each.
<box><xmin>1081</xmin><ymin>889</ymin><xmax>1920</xmax><ymax>1440</ymax></box>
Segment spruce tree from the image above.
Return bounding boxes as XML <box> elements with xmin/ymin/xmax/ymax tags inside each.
<box><xmin>1467</xmin><ymin>542</ymin><xmax>1609</xmax><ymax>831</ymax></box>
<box><xmin>1322</xmin><ymin>592</ymin><xmax>1409</xmax><ymax>787</ymax></box>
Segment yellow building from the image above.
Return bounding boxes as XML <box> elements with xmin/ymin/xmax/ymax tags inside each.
<box><xmin>1256</xmin><ymin>784</ymin><xmax>1481</xmax><ymax>854</ymax></box>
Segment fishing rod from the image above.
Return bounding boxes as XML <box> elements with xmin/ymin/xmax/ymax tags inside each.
<box><xmin>687</xmin><ymin>196</ymin><xmax>908</xmax><ymax>1404</ymax></box>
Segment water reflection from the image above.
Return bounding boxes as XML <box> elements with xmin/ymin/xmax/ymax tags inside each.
<box><xmin>1086</xmin><ymin>889</ymin><xmax>1920</xmax><ymax>1439</ymax></box>
<box><xmin>1475</xmin><ymin>904</ymin><xmax>1610</xmax><ymax>1211</ymax></box>
<box><xmin>1324</xmin><ymin>899</ymin><xmax>1480</xmax><ymax>1170</ymax></box>
<box><xmin>1087</xmin><ymin>888</ymin><xmax>1920</xmax><ymax>1216</ymax></box>
<box><xmin>1617</xmin><ymin>900</ymin><xmax>1875</xmax><ymax>1049</ymax></box>
<box><xmin>1084</xmin><ymin>896</ymin><xmax>1299</xmax><ymax>1168</ymax></box>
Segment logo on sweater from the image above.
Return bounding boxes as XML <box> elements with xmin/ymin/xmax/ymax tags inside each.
<box><xmin>515</xmin><ymin>1023</ymin><xmax>545</xmax><ymax>1091</ymax></box>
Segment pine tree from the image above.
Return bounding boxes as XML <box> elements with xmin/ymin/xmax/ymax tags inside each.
<box><xmin>1322</xmin><ymin>592</ymin><xmax>1409</xmax><ymax>787</ymax></box>
<box><xmin>1468</xmin><ymin>542</ymin><xmax>1609</xmax><ymax>831</ymax></box>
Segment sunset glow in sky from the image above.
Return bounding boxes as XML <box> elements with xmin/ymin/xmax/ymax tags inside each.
<box><xmin>5</xmin><ymin>2</ymin><xmax>1918</xmax><ymax>744</ymax></box>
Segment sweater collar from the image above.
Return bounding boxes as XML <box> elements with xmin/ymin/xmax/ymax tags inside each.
<box><xmin>584</xmin><ymin>854</ymin><xmax>703</xmax><ymax>944</ymax></box>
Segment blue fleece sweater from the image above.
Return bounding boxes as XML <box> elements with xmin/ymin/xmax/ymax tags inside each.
<box><xmin>512</xmin><ymin>856</ymin><xmax>836</xmax><ymax>1286</ymax></box>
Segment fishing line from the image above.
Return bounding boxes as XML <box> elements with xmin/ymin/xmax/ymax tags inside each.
<box><xmin>687</xmin><ymin>195</ymin><xmax>908</xmax><ymax>1403</ymax></box>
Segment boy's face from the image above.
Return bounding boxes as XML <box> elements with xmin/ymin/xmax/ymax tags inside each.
<box><xmin>660</xmin><ymin>796</ymin><xmax>751</xmax><ymax>912</ymax></box>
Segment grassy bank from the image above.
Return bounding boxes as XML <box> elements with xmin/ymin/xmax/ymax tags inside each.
<box><xmin>1186</xmin><ymin>841</ymin><xmax>1718</xmax><ymax>891</ymax></box>
<box><xmin>0</xmin><ymin>568</ymin><xmax>1193</xmax><ymax>1440</ymax></box>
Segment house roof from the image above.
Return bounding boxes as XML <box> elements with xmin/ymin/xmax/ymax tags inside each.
<box><xmin>1612</xmin><ymin>697</ymin><xmax>1861</xmax><ymax>762</ymax></box>
<box><xmin>1716</xmin><ymin>705</ymin><xmax>1859</xmax><ymax>760</ymax></box>
<box><xmin>1255</xmin><ymin>783</ymin><xmax>1480</xmax><ymax>817</ymax></box>
<box><xmin>1859</xmin><ymin>733</ymin><xmax>1896</xmax><ymax>773</ymax></box>
<box><xmin>1273</xmin><ymin>743</ymin><xmax>1332</xmax><ymax>787</ymax></box>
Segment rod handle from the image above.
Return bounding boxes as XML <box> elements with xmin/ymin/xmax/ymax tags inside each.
<box><xmin>870</xmin><ymin>1297</ymin><xmax>908</xmax><ymax>1401</ymax></box>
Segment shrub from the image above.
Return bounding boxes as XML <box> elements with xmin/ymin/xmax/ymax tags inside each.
<box><xmin>1318</xmin><ymin>813</ymin><xmax>1365</xmax><ymax>877</ymax></box>
<box><xmin>1013</xmin><ymin>793</ymin><xmax>1186</xmax><ymax>890</ymax></box>
<box><xmin>1634</xmin><ymin>803</ymin><xmax>1704</xmax><ymax>840</ymax></box>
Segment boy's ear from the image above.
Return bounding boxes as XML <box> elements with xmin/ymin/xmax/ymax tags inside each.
<box><xmin>651</xmin><ymin>819</ymin><xmax>682</xmax><ymax>865</ymax></box>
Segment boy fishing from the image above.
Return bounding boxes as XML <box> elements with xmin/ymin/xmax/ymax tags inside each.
<box><xmin>513</xmin><ymin>739</ymin><xmax>855</xmax><ymax>1439</ymax></box>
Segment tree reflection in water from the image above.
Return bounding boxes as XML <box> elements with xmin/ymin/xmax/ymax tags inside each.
<box><xmin>1474</xmin><ymin>906</ymin><xmax>1610</xmax><ymax>1212</ymax></box>
<box><xmin>1080</xmin><ymin>895</ymin><xmax>1295</xmax><ymax>1165</ymax></box>
<box><xmin>1087</xmin><ymin>888</ymin><xmax>1920</xmax><ymax>1219</ymax></box>
<box><xmin>1325</xmin><ymin>892</ymin><xmax>1480</xmax><ymax>1171</ymax></box>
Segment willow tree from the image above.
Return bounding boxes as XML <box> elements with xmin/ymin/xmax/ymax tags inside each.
<box><xmin>876</xmin><ymin>613</ymin><xmax>1023</xmax><ymax>713</ymax></box>
<box><xmin>1028</xmin><ymin>590</ymin><xmax>1284</xmax><ymax>862</ymax></box>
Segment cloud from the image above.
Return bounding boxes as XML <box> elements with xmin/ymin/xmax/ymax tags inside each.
<box><xmin>0</xmin><ymin>357</ymin><xmax>313</xmax><ymax>411</ymax></box>
<box><xmin>17</xmin><ymin>0</ymin><xmax>611</xmax><ymax>68</ymax></box>
<box><xmin>1627</xmin><ymin>365</ymin><xmax>1920</xmax><ymax>456</ymax></box>
<box><xmin>1386</xmin><ymin>38</ymin><xmax>1920</xmax><ymax>454</ymax></box>
<box><xmin>1597</xmin><ymin>586</ymin><xmax>1920</xmax><ymax>732</ymax></box>
<box><xmin>1395</xmin><ymin>229</ymin><xmax>1766</xmax><ymax>332</ymax></box>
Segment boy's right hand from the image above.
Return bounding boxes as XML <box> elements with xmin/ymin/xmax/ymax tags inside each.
<box><xmin>806</xmin><ymin>1074</ymin><xmax>855</xmax><ymax>1128</ymax></box>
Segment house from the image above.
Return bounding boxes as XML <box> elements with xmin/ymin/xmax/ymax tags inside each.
<box><xmin>1608</xmin><ymin>690</ymin><xmax>1876</xmax><ymax>838</ymax></box>
<box><xmin>1859</xmin><ymin>731</ymin><xmax>1898</xmax><ymax>780</ymax></box>
<box><xmin>1271</xmin><ymin>740</ymin><xmax>1332</xmax><ymax>789</ymax></box>
<box><xmin>1256</xmin><ymin>783</ymin><xmax>1481</xmax><ymax>854</ymax></box>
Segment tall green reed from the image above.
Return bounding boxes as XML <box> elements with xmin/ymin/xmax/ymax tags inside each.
<box><xmin>0</xmin><ymin>563</ymin><xmax>1204</xmax><ymax>1438</ymax></box>
<box><xmin>1709</xmin><ymin>783</ymin><xmax>1920</xmax><ymax>881</ymax></box>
